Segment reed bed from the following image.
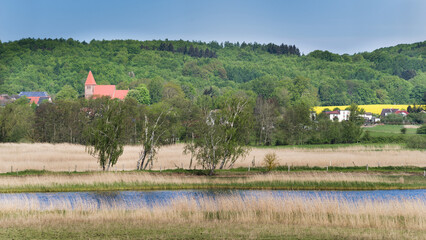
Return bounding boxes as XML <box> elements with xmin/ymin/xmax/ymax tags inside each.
<box><xmin>0</xmin><ymin>172</ymin><xmax>392</xmax><ymax>188</ymax></box>
<box><xmin>1</xmin><ymin>143</ymin><xmax>425</xmax><ymax>173</ymax></box>
<box><xmin>0</xmin><ymin>193</ymin><xmax>424</xmax><ymax>232</ymax></box>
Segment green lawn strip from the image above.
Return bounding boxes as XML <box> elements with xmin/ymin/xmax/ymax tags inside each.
<box><xmin>1</xmin><ymin>177</ymin><xmax>425</xmax><ymax>193</ymax></box>
<box><xmin>252</xmin><ymin>142</ymin><xmax>404</xmax><ymax>149</ymax></box>
<box><xmin>2</xmin><ymin>165</ymin><xmax>424</xmax><ymax>177</ymax></box>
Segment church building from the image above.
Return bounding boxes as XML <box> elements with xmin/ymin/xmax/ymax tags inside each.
<box><xmin>84</xmin><ymin>71</ymin><xmax>128</xmax><ymax>100</ymax></box>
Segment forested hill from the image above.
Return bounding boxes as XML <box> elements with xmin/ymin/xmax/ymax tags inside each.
<box><xmin>0</xmin><ymin>38</ymin><xmax>425</xmax><ymax>105</ymax></box>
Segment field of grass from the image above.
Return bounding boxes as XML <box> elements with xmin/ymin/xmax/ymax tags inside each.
<box><xmin>1</xmin><ymin>143</ymin><xmax>425</xmax><ymax>239</ymax></box>
<box><xmin>1</xmin><ymin>143</ymin><xmax>425</xmax><ymax>173</ymax></box>
<box><xmin>0</xmin><ymin>170</ymin><xmax>425</xmax><ymax>193</ymax></box>
<box><xmin>364</xmin><ymin>124</ymin><xmax>418</xmax><ymax>137</ymax></box>
<box><xmin>1</xmin><ymin>194</ymin><xmax>425</xmax><ymax>239</ymax></box>
<box><xmin>313</xmin><ymin>104</ymin><xmax>412</xmax><ymax>115</ymax></box>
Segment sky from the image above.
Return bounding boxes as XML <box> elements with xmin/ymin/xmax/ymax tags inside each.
<box><xmin>0</xmin><ymin>0</ymin><xmax>425</xmax><ymax>54</ymax></box>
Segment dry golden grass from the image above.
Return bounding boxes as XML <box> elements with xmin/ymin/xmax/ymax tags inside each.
<box><xmin>0</xmin><ymin>143</ymin><xmax>425</xmax><ymax>172</ymax></box>
<box><xmin>0</xmin><ymin>172</ymin><xmax>391</xmax><ymax>188</ymax></box>
<box><xmin>0</xmin><ymin>194</ymin><xmax>424</xmax><ymax>233</ymax></box>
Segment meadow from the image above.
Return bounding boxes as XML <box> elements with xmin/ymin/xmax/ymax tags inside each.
<box><xmin>1</xmin><ymin>143</ymin><xmax>425</xmax><ymax>239</ymax></box>
<box><xmin>1</xmin><ymin>143</ymin><xmax>425</xmax><ymax>173</ymax></box>
<box><xmin>0</xmin><ymin>193</ymin><xmax>425</xmax><ymax>239</ymax></box>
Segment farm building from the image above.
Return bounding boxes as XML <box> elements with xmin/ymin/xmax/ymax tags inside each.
<box><xmin>84</xmin><ymin>71</ymin><xmax>129</xmax><ymax>99</ymax></box>
<box><xmin>18</xmin><ymin>91</ymin><xmax>52</xmax><ymax>105</ymax></box>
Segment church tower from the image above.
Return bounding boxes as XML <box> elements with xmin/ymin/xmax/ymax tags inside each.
<box><xmin>84</xmin><ymin>71</ymin><xmax>96</xmax><ymax>99</ymax></box>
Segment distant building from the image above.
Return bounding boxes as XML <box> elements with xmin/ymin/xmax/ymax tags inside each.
<box><xmin>380</xmin><ymin>109</ymin><xmax>399</xmax><ymax>118</ymax></box>
<box><xmin>324</xmin><ymin>110</ymin><xmax>350</xmax><ymax>122</ymax></box>
<box><xmin>18</xmin><ymin>91</ymin><xmax>52</xmax><ymax>105</ymax></box>
<box><xmin>395</xmin><ymin>110</ymin><xmax>409</xmax><ymax>117</ymax></box>
<box><xmin>84</xmin><ymin>71</ymin><xmax>128</xmax><ymax>100</ymax></box>
<box><xmin>359</xmin><ymin>112</ymin><xmax>380</xmax><ymax>123</ymax></box>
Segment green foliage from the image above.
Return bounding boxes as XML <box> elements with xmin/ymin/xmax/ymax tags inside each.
<box><xmin>417</xmin><ymin>125</ymin><xmax>426</xmax><ymax>134</ymax></box>
<box><xmin>126</xmin><ymin>84</ymin><xmax>150</xmax><ymax>104</ymax></box>
<box><xmin>400</xmin><ymin>128</ymin><xmax>407</xmax><ymax>134</ymax></box>
<box><xmin>0</xmin><ymin>38</ymin><xmax>423</xmax><ymax>107</ymax></box>
<box><xmin>0</xmin><ymin>98</ymin><xmax>34</xmax><ymax>142</ymax></box>
<box><xmin>55</xmin><ymin>85</ymin><xmax>78</xmax><ymax>100</ymax></box>
<box><xmin>185</xmin><ymin>92</ymin><xmax>253</xmax><ymax>175</ymax></box>
<box><xmin>406</xmin><ymin>135</ymin><xmax>426</xmax><ymax>149</ymax></box>
<box><xmin>85</xmin><ymin>98</ymin><xmax>127</xmax><ymax>171</ymax></box>
<box><xmin>383</xmin><ymin>114</ymin><xmax>404</xmax><ymax>125</ymax></box>
<box><xmin>148</xmin><ymin>77</ymin><xmax>163</xmax><ymax>104</ymax></box>
<box><xmin>136</xmin><ymin>102</ymin><xmax>179</xmax><ymax>170</ymax></box>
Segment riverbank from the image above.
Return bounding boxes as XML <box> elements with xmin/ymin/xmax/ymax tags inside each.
<box><xmin>1</xmin><ymin>194</ymin><xmax>425</xmax><ymax>240</ymax></box>
<box><xmin>1</xmin><ymin>169</ymin><xmax>425</xmax><ymax>193</ymax></box>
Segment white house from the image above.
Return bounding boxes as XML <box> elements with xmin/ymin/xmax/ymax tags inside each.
<box><xmin>324</xmin><ymin>110</ymin><xmax>350</xmax><ymax>122</ymax></box>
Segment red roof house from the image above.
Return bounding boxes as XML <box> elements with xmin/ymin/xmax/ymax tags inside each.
<box><xmin>395</xmin><ymin>110</ymin><xmax>409</xmax><ymax>116</ymax></box>
<box><xmin>84</xmin><ymin>71</ymin><xmax>128</xmax><ymax>100</ymax></box>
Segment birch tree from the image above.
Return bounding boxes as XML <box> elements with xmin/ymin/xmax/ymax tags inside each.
<box><xmin>185</xmin><ymin>92</ymin><xmax>253</xmax><ymax>175</ymax></box>
<box><xmin>136</xmin><ymin>102</ymin><xmax>176</xmax><ymax>170</ymax></box>
<box><xmin>85</xmin><ymin>97</ymin><xmax>126</xmax><ymax>171</ymax></box>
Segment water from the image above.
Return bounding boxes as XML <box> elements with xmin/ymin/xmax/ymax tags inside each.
<box><xmin>1</xmin><ymin>189</ymin><xmax>425</xmax><ymax>210</ymax></box>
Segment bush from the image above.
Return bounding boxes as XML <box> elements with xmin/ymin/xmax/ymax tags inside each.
<box><xmin>400</xmin><ymin>128</ymin><xmax>407</xmax><ymax>134</ymax></box>
<box><xmin>417</xmin><ymin>125</ymin><xmax>426</xmax><ymax>134</ymax></box>
<box><xmin>406</xmin><ymin>135</ymin><xmax>426</xmax><ymax>149</ymax></box>
<box><xmin>263</xmin><ymin>153</ymin><xmax>279</xmax><ymax>171</ymax></box>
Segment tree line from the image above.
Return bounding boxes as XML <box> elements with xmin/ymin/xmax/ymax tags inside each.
<box><xmin>1</xmin><ymin>84</ymin><xmax>375</xmax><ymax>173</ymax></box>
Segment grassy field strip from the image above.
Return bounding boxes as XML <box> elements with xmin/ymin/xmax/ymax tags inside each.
<box><xmin>0</xmin><ymin>194</ymin><xmax>425</xmax><ymax>239</ymax></box>
<box><xmin>1</xmin><ymin>143</ymin><xmax>425</xmax><ymax>173</ymax></box>
<box><xmin>0</xmin><ymin>172</ymin><xmax>424</xmax><ymax>192</ymax></box>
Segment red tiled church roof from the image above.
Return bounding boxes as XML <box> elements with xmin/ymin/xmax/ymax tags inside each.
<box><xmin>85</xmin><ymin>71</ymin><xmax>96</xmax><ymax>85</ymax></box>
<box><xmin>93</xmin><ymin>85</ymin><xmax>116</xmax><ymax>98</ymax></box>
<box><xmin>85</xmin><ymin>71</ymin><xmax>128</xmax><ymax>100</ymax></box>
<box><xmin>114</xmin><ymin>90</ymin><xmax>129</xmax><ymax>100</ymax></box>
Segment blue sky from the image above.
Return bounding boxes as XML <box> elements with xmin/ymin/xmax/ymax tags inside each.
<box><xmin>0</xmin><ymin>0</ymin><xmax>425</xmax><ymax>54</ymax></box>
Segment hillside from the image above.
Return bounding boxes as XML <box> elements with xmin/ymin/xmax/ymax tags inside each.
<box><xmin>0</xmin><ymin>38</ymin><xmax>425</xmax><ymax>105</ymax></box>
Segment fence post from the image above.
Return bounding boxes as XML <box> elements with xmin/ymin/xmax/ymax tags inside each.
<box><xmin>11</xmin><ymin>166</ymin><xmax>13</xmax><ymax>173</ymax></box>
<box><xmin>75</xmin><ymin>165</ymin><xmax>77</xmax><ymax>172</ymax></box>
<box><xmin>288</xmin><ymin>165</ymin><xmax>290</xmax><ymax>172</ymax></box>
<box><xmin>326</xmin><ymin>166</ymin><xmax>328</xmax><ymax>172</ymax></box>
<box><xmin>43</xmin><ymin>165</ymin><xmax>45</xmax><ymax>171</ymax></box>
<box><xmin>248</xmin><ymin>166</ymin><xmax>250</xmax><ymax>172</ymax></box>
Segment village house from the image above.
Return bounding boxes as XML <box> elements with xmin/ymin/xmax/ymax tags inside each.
<box><xmin>380</xmin><ymin>108</ymin><xmax>409</xmax><ymax>119</ymax></box>
<box><xmin>380</xmin><ymin>108</ymin><xmax>399</xmax><ymax>118</ymax></box>
<box><xmin>18</xmin><ymin>91</ymin><xmax>52</xmax><ymax>105</ymax></box>
<box><xmin>84</xmin><ymin>71</ymin><xmax>128</xmax><ymax>99</ymax></box>
<box><xmin>359</xmin><ymin>112</ymin><xmax>380</xmax><ymax>123</ymax></box>
<box><xmin>324</xmin><ymin>110</ymin><xmax>350</xmax><ymax>122</ymax></box>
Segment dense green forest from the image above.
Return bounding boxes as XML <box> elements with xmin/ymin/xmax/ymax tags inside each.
<box><xmin>0</xmin><ymin>38</ymin><xmax>425</xmax><ymax>105</ymax></box>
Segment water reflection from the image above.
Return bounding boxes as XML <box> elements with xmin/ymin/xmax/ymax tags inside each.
<box><xmin>1</xmin><ymin>189</ymin><xmax>424</xmax><ymax>210</ymax></box>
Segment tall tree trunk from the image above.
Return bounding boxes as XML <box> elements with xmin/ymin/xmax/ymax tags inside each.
<box><xmin>137</xmin><ymin>150</ymin><xmax>147</xmax><ymax>170</ymax></box>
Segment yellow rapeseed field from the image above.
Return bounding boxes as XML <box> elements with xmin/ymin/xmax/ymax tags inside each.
<box><xmin>313</xmin><ymin>104</ymin><xmax>411</xmax><ymax>115</ymax></box>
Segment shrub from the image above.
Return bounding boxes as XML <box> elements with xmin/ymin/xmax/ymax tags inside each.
<box><xmin>263</xmin><ymin>153</ymin><xmax>279</xmax><ymax>171</ymax></box>
<box><xmin>406</xmin><ymin>135</ymin><xmax>426</xmax><ymax>149</ymax></box>
<box><xmin>400</xmin><ymin>128</ymin><xmax>407</xmax><ymax>134</ymax></box>
<box><xmin>417</xmin><ymin>125</ymin><xmax>426</xmax><ymax>134</ymax></box>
